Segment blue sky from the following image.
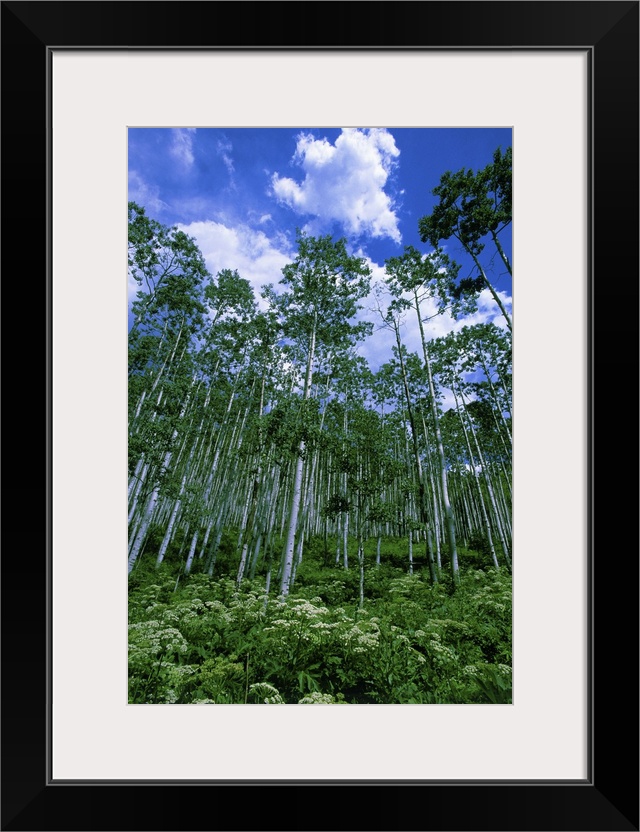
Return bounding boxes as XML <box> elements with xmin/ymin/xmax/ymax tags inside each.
<box><xmin>128</xmin><ymin>127</ymin><xmax>512</xmax><ymax>403</ymax></box>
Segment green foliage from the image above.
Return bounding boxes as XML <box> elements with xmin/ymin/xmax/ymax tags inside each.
<box><xmin>418</xmin><ymin>147</ymin><xmax>512</xmax><ymax>258</ymax></box>
<box><xmin>129</xmin><ymin>541</ymin><xmax>511</xmax><ymax>705</ymax></box>
<box><xmin>417</xmin><ymin>146</ymin><xmax>512</xmax><ymax>322</ymax></box>
<box><xmin>470</xmin><ymin>664</ymin><xmax>512</xmax><ymax>704</ymax></box>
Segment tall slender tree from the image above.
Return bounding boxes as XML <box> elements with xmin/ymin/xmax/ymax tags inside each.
<box><xmin>384</xmin><ymin>247</ymin><xmax>460</xmax><ymax>587</ymax></box>
<box><xmin>266</xmin><ymin>231</ymin><xmax>372</xmax><ymax>598</ymax></box>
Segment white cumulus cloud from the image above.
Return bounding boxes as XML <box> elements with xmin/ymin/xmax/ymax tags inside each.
<box><xmin>271</xmin><ymin>128</ymin><xmax>402</xmax><ymax>243</ymax></box>
<box><xmin>178</xmin><ymin>220</ymin><xmax>293</xmax><ymax>308</ymax></box>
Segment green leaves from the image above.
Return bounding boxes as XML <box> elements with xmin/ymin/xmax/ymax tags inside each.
<box><xmin>417</xmin><ymin>146</ymin><xmax>512</xmax><ymax>312</ymax></box>
<box><xmin>128</xmin><ymin>202</ymin><xmax>209</xmax><ymax>338</ymax></box>
<box><xmin>205</xmin><ymin>268</ymin><xmax>257</xmax><ymax>325</ymax></box>
<box><xmin>276</xmin><ymin>229</ymin><xmax>372</xmax><ymax>352</ymax></box>
<box><xmin>471</xmin><ymin>665</ymin><xmax>512</xmax><ymax>704</ymax></box>
<box><xmin>324</xmin><ymin>494</ymin><xmax>351</xmax><ymax>518</ymax></box>
<box><xmin>419</xmin><ymin>148</ymin><xmax>511</xmax><ymax>252</ymax></box>
<box><xmin>128</xmin><ymin>561</ymin><xmax>511</xmax><ymax>704</ymax></box>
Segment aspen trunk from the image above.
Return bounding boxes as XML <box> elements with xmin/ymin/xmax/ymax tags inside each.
<box><xmin>413</xmin><ymin>293</ymin><xmax>459</xmax><ymax>586</ymax></box>
<box><xmin>279</xmin><ymin>313</ymin><xmax>316</xmax><ymax>597</ymax></box>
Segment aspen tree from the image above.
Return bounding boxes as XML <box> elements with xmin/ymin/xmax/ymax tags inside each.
<box><xmin>267</xmin><ymin>231</ymin><xmax>371</xmax><ymax>598</ymax></box>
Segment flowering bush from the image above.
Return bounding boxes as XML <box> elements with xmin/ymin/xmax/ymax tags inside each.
<box><xmin>128</xmin><ymin>560</ymin><xmax>511</xmax><ymax>704</ymax></box>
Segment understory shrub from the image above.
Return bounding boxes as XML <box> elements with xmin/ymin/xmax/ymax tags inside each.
<box><xmin>128</xmin><ymin>552</ymin><xmax>512</xmax><ymax>704</ymax></box>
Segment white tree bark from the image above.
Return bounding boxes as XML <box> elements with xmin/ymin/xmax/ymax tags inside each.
<box><xmin>279</xmin><ymin>313</ymin><xmax>316</xmax><ymax>597</ymax></box>
<box><xmin>184</xmin><ymin>530</ymin><xmax>199</xmax><ymax>575</ymax></box>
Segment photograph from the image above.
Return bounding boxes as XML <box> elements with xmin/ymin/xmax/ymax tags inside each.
<box><xmin>127</xmin><ymin>127</ymin><xmax>514</xmax><ymax>706</ymax></box>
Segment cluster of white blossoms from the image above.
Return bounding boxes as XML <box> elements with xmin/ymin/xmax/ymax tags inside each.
<box><xmin>202</xmin><ymin>599</ymin><xmax>234</xmax><ymax>623</ymax></box>
<box><xmin>248</xmin><ymin>682</ymin><xmax>285</xmax><ymax>704</ymax></box>
<box><xmin>289</xmin><ymin>598</ymin><xmax>330</xmax><ymax>618</ymax></box>
<box><xmin>309</xmin><ymin>620</ymin><xmax>339</xmax><ymax>631</ymax></box>
<box><xmin>159</xmin><ymin>664</ymin><xmax>199</xmax><ymax>700</ymax></box>
<box><xmin>154</xmin><ymin>608</ymin><xmax>177</xmax><ymax>624</ymax></box>
<box><xmin>262</xmin><ymin>598</ymin><xmax>334</xmax><ymax>640</ymax></box>
<box><xmin>470</xmin><ymin>589</ymin><xmax>511</xmax><ymax>621</ymax></box>
<box><xmin>128</xmin><ymin>620</ymin><xmax>189</xmax><ymax>659</ymax></box>
<box><xmin>144</xmin><ymin>602</ymin><xmax>163</xmax><ymax>615</ymax></box>
<box><xmin>388</xmin><ymin>626</ymin><xmax>410</xmax><ymax>644</ymax></box>
<box><xmin>339</xmin><ymin>622</ymin><xmax>380</xmax><ymax>654</ymax></box>
<box><xmin>298</xmin><ymin>692</ymin><xmax>336</xmax><ymax>704</ymax></box>
<box><xmin>175</xmin><ymin>598</ymin><xmax>206</xmax><ymax>622</ymax></box>
<box><xmin>226</xmin><ymin>591</ymin><xmax>268</xmax><ymax>622</ymax></box>
<box><xmin>168</xmin><ymin>663</ymin><xmax>198</xmax><ymax>677</ymax></box>
<box><xmin>263</xmin><ymin>618</ymin><xmax>289</xmax><ymax>630</ymax></box>
<box><xmin>427</xmin><ymin>637</ymin><xmax>459</xmax><ymax>667</ymax></box>
<box><xmin>425</xmin><ymin>618</ymin><xmax>470</xmax><ymax>634</ymax></box>
<box><xmin>471</xmin><ymin>581</ymin><xmax>511</xmax><ymax>603</ymax></box>
<box><xmin>463</xmin><ymin>662</ymin><xmax>511</xmax><ymax>680</ymax></box>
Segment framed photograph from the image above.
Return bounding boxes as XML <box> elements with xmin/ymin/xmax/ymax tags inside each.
<box><xmin>3</xmin><ymin>1</ymin><xmax>637</xmax><ymax>830</ymax></box>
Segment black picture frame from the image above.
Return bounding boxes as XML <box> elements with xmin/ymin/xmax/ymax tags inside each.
<box><xmin>2</xmin><ymin>2</ymin><xmax>638</xmax><ymax>830</ymax></box>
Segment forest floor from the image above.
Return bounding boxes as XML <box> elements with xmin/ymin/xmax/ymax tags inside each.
<box><xmin>128</xmin><ymin>535</ymin><xmax>512</xmax><ymax>705</ymax></box>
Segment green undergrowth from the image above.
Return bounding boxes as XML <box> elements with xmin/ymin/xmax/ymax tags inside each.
<box><xmin>128</xmin><ymin>537</ymin><xmax>512</xmax><ymax>705</ymax></box>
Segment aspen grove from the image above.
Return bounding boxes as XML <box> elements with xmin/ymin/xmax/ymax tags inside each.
<box><xmin>128</xmin><ymin>146</ymin><xmax>513</xmax><ymax>705</ymax></box>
